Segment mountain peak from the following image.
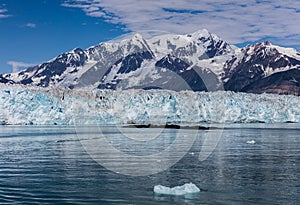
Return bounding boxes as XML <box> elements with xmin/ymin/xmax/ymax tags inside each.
<box><xmin>242</xmin><ymin>41</ymin><xmax>300</xmax><ymax>60</ymax></box>
<box><xmin>132</xmin><ymin>33</ymin><xmax>143</xmax><ymax>40</ymax></box>
<box><xmin>117</xmin><ymin>32</ymin><xmax>149</xmax><ymax>51</ymax></box>
<box><xmin>71</xmin><ymin>47</ymin><xmax>84</xmax><ymax>54</ymax></box>
<box><xmin>129</xmin><ymin>33</ymin><xmax>147</xmax><ymax>46</ymax></box>
<box><xmin>262</xmin><ymin>40</ymin><xmax>271</xmax><ymax>46</ymax></box>
<box><xmin>1</xmin><ymin>30</ymin><xmax>299</xmax><ymax>96</ymax></box>
<box><xmin>191</xmin><ymin>29</ymin><xmax>210</xmax><ymax>38</ymax></box>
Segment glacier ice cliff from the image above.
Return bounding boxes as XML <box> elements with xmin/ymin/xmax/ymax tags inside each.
<box><xmin>0</xmin><ymin>85</ymin><xmax>299</xmax><ymax>125</ymax></box>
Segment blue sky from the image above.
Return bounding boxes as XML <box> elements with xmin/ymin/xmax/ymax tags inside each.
<box><xmin>1</xmin><ymin>0</ymin><xmax>299</xmax><ymax>74</ymax></box>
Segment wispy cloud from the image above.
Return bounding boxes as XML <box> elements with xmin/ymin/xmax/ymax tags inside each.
<box><xmin>7</xmin><ymin>61</ymin><xmax>35</xmax><ymax>73</ymax></box>
<box><xmin>0</xmin><ymin>8</ymin><xmax>10</xmax><ymax>18</ymax></box>
<box><xmin>25</xmin><ymin>23</ymin><xmax>37</xmax><ymax>28</ymax></box>
<box><xmin>62</xmin><ymin>0</ymin><xmax>300</xmax><ymax>48</ymax></box>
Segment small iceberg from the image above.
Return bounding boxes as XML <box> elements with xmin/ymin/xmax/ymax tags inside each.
<box><xmin>246</xmin><ymin>140</ymin><xmax>256</xmax><ymax>144</ymax></box>
<box><xmin>154</xmin><ymin>183</ymin><xmax>200</xmax><ymax>195</ymax></box>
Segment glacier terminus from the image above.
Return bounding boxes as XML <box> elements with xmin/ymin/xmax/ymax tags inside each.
<box><xmin>0</xmin><ymin>85</ymin><xmax>299</xmax><ymax>125</ymax></box>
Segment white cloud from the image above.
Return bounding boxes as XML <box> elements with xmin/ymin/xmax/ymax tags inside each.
<box><xmin>0</xmin><ymin>8</ymin><xmax>10</xmax><ymax>18</ymax></box>
<box><xmin>25</xmin><ymin>23</ymin><xmax>37</xmax><ymax>28</ymax></box>
<box><xmin>62</xmin><ymin>0</ymin><xmax>300</xmax><ymax>48</ymax></box>
<box><xmin>7</xmin><ymin>61</ymin><xmax>35</xmax><ymax>73</ymax></box>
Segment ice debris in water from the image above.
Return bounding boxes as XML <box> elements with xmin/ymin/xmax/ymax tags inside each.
<box><xmin>154</xmin><ymin>182</ymin><xmax>200</xmax><ymax>195</ymax></box>
<box><xmin>246</xmin><ymin>140</ymin><xmax>256</xmax><ymax>144</ymax></box>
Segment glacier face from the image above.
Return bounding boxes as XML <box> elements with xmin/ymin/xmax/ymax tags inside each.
<box><xmin>0</xmin><ymin>85</ymin><xmax>299</xmax><ymax>125</ymax></box>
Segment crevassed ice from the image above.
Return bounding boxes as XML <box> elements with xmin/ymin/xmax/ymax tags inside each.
<box><xmin>0</xmin><ymin>85</ymin><xmax>299</xmax><ymax>125</ymax></box>
<box><xmin>154</xmin><ymin>183</ymin><xmax>200</xmax><ymax>195</ymax></box>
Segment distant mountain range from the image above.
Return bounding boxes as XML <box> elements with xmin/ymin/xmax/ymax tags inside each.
<box><xmin>1</xmin><ymin>29</ymin><xmax>299</xmax><ymax>95</ymax></box>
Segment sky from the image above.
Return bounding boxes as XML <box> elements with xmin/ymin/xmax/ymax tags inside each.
<box><xmin>0</xmin><ymin>0</ymin><xmax>299</xmax><ymax>74</ymax></box>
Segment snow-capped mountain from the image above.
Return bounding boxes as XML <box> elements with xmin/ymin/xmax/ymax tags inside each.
<box><xmin>1</xmin><ymin>29</ymin><xmax>300</xmax><ymax>95</ymax></box>
<box><xmin>223</xmin><ymin>41</ymin><xmax>300</xmax><ymax>95</ymax></box>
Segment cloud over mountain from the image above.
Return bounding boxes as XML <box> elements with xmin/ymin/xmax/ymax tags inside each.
<box><xmin>62</xmin><ymin>0</ymin><xmax>300</xmax><ymax>48</ymax></box>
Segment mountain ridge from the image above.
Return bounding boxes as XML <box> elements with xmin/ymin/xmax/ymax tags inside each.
<box><xmin>1</xmin><ymin>29</ymin><xmax>299</xmax><ymax>95</ymax></box>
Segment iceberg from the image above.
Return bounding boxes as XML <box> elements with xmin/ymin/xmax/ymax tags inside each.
<box><xmin>154</xmin><ymin>183</ymin><xmax>200</xmax><ymax>195</ymax></box>
<box><xmin>0</xmin><ymin>84</ymin><xmax>300</xmax><ymax>125</ymax></box>
<box><xmin>246</xmin><ymin>140</ymin><xmax>256</xmax><ymax>144</ymax></box>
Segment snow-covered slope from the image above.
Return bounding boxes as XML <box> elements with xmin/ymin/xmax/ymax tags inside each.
<box><xmin>1</xmin><ymin>29</ymin><xmax>300</xmax><ymax>95</ymax></box>
<box><xmin>97</xmin><ymin>29</ymin><xmax>234</xmax><ymax>91</ymax></box>
<box><xmin>0</xmin><ymin>29</ymin><xmax>234</xmax><ymax>91</ymax></box>
<box><xmin>223</xmin><ymin>41</ymin><xmax>300</xmax><ymax>95</ymax></box>
<box><xmin>1</xmin><ymin>85</ymin><xmax>299</xmax><ymax>125</ymax></box>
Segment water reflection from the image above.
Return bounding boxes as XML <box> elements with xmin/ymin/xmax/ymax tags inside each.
<box><xmin>76</xmin><ymin>126</ymin><xmax>200</xmax><ymax>176</ymax></box>
<box><xmin>0</xmin><ymin>125</ymin><xmax>299</xmax><ymax>204</ymax></box>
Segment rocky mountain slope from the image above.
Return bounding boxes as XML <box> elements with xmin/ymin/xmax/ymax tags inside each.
<box><xmin>1</xmin><ymin>29</ymin><xmax>299</xmax><ymax>95</ymax></box>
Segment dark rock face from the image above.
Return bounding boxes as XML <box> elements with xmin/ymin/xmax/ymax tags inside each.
<box><xmin>0</xmin><ymin>48</ymin><xmax>87</xmax><ymax>87</ymax></box>
<box><xmin>242</xmin><ymin>69</ymin><xmax>300</xmax><ymax>96</ymax></box>
<box><xmin>223</xmin><ymin>42</ymin><xmax>300</xmax><ymax>95</ymax></box>
<box><xmin>155</xmin><ymin>54</ymin><xmax>190</xmax><ymax>71</ymax></box>
<box><xmin>224</xmin><ymin>63</ymin><xmax>265</xmax><ymax>92</ymax></box>
<box><xmin>155</xmin><ymin>55</ymin><xmax>208</xmax><ymax>91</ymax></box>
<box><xmin>35</xmin><ymin>48</ymin><xmax>87</xmax><ymax>87</ymax></box>
<box><xmin>0</xmin><ymin>76</ymin><xmax>10</xmax><ymax>84</ymax></box>
<box><xmin>198</xmin><ymin>36</ymin><xmax>230</xmax><ymax>58</ymax></box>
<box><xmin>98</xmin><ymin>51</ymin><xmax>154</xmax><ymax>89</ymax></box>
<box><xmin>117</xmin><ymin>51</ymin><xmax>153</xmax><ymax>74</ymax></box>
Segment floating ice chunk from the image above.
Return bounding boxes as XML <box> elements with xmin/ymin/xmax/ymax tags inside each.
<box><xmin>246</xmin><ymin>140</ymin><xmax>256</xmax><ymax>144</ymax></box>
<box><xmin>154</xmin><ymin>183</ymin><xmax>200</xmax><ymax>195</ymax></box>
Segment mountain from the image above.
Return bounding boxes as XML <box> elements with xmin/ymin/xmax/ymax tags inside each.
<box><xmin>1</xmin><ymin>29</ymin><xmax>300</xmax><ymax>95</ymax></box>
<box><xmin>223</xmin><ymin>41</ymin><xmax>300</xmax><ymax>95</ymax></box>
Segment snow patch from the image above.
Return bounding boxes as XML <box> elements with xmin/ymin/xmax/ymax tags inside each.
<box><xmin>272</xmin><ymin>45</ymin><xmax>300</xmax><ymax>60</ymax></box>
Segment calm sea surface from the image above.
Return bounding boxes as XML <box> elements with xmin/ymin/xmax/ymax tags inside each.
<box><xmin>0</xmin><ymin>124</ymin><xmax>299</xmax><ymax>204</ymax></box>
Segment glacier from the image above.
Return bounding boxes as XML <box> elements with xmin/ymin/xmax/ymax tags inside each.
<box><xmin>154</xmin><ymin>183</ymin><xmax>200</xmax><ymax>195</ymax></box>
<box><xmin>0</xmin><ymin>84</ymin><xmax>300</xmax><ymax>125</ymax></box>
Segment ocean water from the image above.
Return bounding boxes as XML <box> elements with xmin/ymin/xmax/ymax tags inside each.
<box><xmin>0</xmin><ymin>124</ymin><xmax>299</xmax><ymax>204</ymax></box>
